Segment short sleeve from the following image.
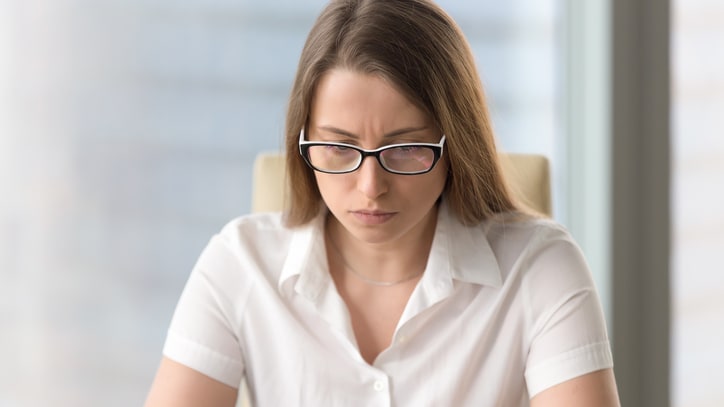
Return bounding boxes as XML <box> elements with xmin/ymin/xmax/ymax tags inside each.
<box><xmin>162</xmin><ymin>234</ymin><xmax>251</xmax><ymax>388</ymax></box>
<box><xmin>522</xmin><ymin>230</ymin><xmax>614</xmax><ymax>397</ymax></box>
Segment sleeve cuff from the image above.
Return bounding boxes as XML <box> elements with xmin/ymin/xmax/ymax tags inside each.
<box><xmin>162</xmin><ymin>329</ymin><xmax>244</xmax><ymax>388</ymax></box>
<box><xmin>525</xmin><ymin>341</ymin><xmax>614</xmax><ymax>397</ymax></box>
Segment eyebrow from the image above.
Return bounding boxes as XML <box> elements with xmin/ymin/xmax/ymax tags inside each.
<box><xmin>316</xmin><ymin>125</ymin><xmax>430</xmax><ymax>139</ymax></box>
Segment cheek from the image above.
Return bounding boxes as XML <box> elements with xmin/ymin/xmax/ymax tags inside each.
<box><xmin>425</xmin><ymin>161</ymin><xmax>450</xmax><ymax>192</ymax></box>
<box><xmin>314</xmin><ymin>173</ymin><xmax>348</xmax><ymax>202</ymax></box>
<box><xmin>394</xmin><ymin>173</ymin><xmax>448</xmax><ymax>206</ymax></box>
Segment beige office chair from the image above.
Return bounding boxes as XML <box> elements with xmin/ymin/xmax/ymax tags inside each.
<box><xmin>251</xmin><ymin>152</ymin><xmax>552</xmax><ymax>216</ymax></box>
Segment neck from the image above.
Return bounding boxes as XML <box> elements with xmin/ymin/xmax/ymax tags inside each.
<box><xmin>324</xmin><ymin>209</ymin><xmax>437</xmax><ymax>285</ymax></box>
<box><xmin>327</xmin><ymin>236</ymin><xmax>424</xmax><ymax>286</ymax></box>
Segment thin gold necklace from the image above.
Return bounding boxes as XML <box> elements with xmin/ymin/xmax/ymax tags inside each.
<box><xmin>327</xmin><ymin>237</ymin><xmax>424</xmax><ymax>287</ymax></box>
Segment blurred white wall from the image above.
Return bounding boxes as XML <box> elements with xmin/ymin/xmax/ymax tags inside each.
<box><xmin>671</xmin><ymin>0</ymin><xmax>724</xmax><ymax>406</ymax></box>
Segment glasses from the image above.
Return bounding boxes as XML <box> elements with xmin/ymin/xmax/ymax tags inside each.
<box><xmin>299</xmin><ymin>129</ymin><xmax>446</xmax><ymax>175</ymax></box>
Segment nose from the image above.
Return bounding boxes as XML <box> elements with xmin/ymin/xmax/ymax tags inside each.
<box><xmin>356</xmin><ymin>155</ymin><xmax>389</xmax><ymax>199</ymax></box>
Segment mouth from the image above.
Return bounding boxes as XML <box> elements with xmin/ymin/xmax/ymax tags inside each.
<box><xmin>350</xmin><ymin>210</ymin><xmax>397</xmax><ymax>225</ymax></box>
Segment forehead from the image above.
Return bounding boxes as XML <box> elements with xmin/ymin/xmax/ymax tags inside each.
<box><xmin>309</xmin><ymin>69</ymin><xmax>431</xmax><ymax>130</ymax></box>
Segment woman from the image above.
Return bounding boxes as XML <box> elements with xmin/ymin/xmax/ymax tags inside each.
<box><xmin>145</xmin><ymin>0</ymin><xmax>620</xmax><ymax>405</ymax></box>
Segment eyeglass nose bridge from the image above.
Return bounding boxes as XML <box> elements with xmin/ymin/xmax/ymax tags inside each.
<box><xmin>355</xmin><ymin>149</ymin><xmax>389</xmax><ymax>172</ymax></box>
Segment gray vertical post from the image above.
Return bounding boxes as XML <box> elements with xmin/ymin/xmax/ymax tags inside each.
<box><xmin>611</xmin><ymin>0</ymin><xmax>671</xmax><ymax>406</ymax></box>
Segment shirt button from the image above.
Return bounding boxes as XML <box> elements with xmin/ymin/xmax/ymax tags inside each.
<box><xmin>397</xmin><ymin>335</ymin><xmax>407</xmax><ymax>344</ymax></box>
<box><xmin>373</xmin><ymin>380</ymin><xmax>385</xmax><ymax>392</ymax></box>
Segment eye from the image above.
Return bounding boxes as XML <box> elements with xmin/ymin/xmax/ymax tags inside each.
<box><xmin>322</xmin><ymin>144</ymin><xmax>357</xmax><ymax>156</ymax></box>
<box><xmin>386</xmin><ymin>145</ymin><xmax>423</xmax><ymax>157</ymax></box>
<box><xmin>396</xmin><ymin>146</ymin><xmax>422</xmax><ymax>153</ymax></box>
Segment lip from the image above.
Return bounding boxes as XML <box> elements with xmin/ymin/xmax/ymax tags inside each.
<box><xmin>350</xmin><ymin>209</ymin><xmax>397</xmax><ymax>225</ymax></box>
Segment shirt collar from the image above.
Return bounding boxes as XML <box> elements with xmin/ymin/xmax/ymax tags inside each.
<box><xmin>433</xmin><ymin>200</ymin><xmax>503</xmax><ymax>288</ymax></box>
<box><xmin>278</xmin><ymin>211</ymin><xmax>330</xmax><ymax>301</ymax></box>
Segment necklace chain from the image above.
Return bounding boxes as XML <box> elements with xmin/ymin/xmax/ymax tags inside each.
<box><xmin>328</xmin><ymin>237</ymin><xmax>424</xmax><ymax>287</ymax></box>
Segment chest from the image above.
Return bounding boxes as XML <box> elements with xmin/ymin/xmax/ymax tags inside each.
<box><xmin>239</xmin><ymin>282</ymin><xmax>530</xmax><ymax>406</ymax></box>
<box><xmin>336</xmin><ymin>281</ymin><xmax>418</xmax><ymax>364</ymax></box>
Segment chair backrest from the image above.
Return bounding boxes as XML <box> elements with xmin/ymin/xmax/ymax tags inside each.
<box><xmin>251</xmin><ymin>152</ymin><xmax>552</xmax><ymax>216</ymax></box>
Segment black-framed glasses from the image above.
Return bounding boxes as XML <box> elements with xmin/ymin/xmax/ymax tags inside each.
<box><xmin>298</xmin><ymin>129</ymin><xmax>446</xmax><ymax>175</ymax></box>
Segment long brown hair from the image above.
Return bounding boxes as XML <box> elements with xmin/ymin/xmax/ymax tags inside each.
<box><xmin>284</xmin><ymin>0</ymin><xmax>520</xmax><ymax>226</ymax></box>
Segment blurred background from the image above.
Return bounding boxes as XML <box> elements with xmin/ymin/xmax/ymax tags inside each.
<box><xmin>0</xmin><ymin>0</ymin><xmax>721</xmax><ymax>406</ymax></box>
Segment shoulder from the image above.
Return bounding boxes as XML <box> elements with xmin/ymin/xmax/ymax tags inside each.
<box><xmin>482</xmin><ymin>215</ymin><xmax>599</xmax><ymax>320</ymax></box>
<box><xmin>484</xmin><ymin>213</ymin><xmax>573</xmax><ymax>246</ymax></box>
<box><xmin>212</xmin><ymin>212</ymin><xmax>297</xmax><ymax>254</ymax></box>
<box><xmin>219</xmin><ymin>211</ymin><xmax>287</xmax><ymax>237</ymax></box>
<box><xmin>191</xmin><ymin>212</ymin><xmax>296</xmax><ymax>283</ymax></box>
<box><xmin>481</xmin><ymin>214</ymin><xmax>584</xmax><ymax>276</ymax></box>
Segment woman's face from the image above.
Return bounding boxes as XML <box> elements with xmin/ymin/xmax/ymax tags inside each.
<box><xmin>307</xmin><ymin>69</ymin><xmax>448</xmax><ymax>246</ymax></box>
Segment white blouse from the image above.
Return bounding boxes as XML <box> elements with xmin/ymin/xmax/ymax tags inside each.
<box><xmin>162</xmin><ymin>202</ymin><xmax>613</xmax><ymax>406</ymax></box>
